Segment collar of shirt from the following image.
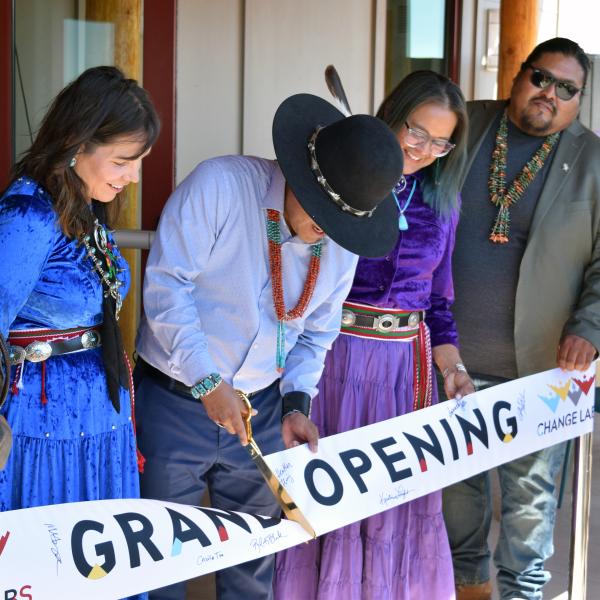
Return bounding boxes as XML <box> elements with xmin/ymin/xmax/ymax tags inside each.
<box><xmin>264</xmin><ymin>162</ymin><xmax>329</xmax><ymax>247</ymax></box>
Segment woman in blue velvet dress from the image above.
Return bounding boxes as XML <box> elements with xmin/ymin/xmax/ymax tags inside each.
<box><xmin>0</xmin><ymin>66</ymin><xmax>159</xmax><ymax>523</ymax></box>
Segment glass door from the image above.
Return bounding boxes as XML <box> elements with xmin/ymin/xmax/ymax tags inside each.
<box><xmin>384</xmin><ymin>0</ymin><xmax>460</xmax><ymax>94</ymax></box>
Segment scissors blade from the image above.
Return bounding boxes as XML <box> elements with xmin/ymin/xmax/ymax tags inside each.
<box><xmin>246</xmin><ymin>439</ymin><xmax>316</xmax><ymax>538</ymax></box>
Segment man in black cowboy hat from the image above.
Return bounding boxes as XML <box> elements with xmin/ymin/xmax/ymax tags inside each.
<box><xmin>134</xmin><ymin>93</ymin><xmax>403</xmax><ymax>599</ymax></box>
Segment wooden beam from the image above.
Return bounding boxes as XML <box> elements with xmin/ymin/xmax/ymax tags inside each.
<box><xmin>141</xmin><ymin>1</ymin><xmax>176</xmax><ymax>316</ymax></box>
<box><xmin>86</xmin><ymin>0</ymin><xmax>142</xmax><ymax>357</ymax></box>
<box><xmin>142</xmin><ymin>0</ymin><xmax>176</xmax><ymax>233</ymax></box>
<box><xmin>447</xmin><ymin>0</ymin><xmax>462</xmax><ymax>84</ymax></box>
<box><xmin>498</xmin><ymin>0</ymin><xmax>539</xmax><ymax>99</ymax></box>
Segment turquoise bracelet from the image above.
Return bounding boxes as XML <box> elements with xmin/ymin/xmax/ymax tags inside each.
<box><xmin>190</xmin><ymin>373</ymin><xmax>223</xmax><ymax>400</ymax></box>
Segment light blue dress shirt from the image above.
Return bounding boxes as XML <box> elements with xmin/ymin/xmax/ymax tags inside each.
<box><xmin>136</xmin><ymin>156</ymin><xmax>358</xmax><ymax>397</ymax></box>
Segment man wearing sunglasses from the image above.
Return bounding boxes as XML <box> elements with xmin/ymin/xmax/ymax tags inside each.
<box><xmin>442</xmin><ymin>38</ymin><xmax>600</xmax><ymax>600</ymax></box>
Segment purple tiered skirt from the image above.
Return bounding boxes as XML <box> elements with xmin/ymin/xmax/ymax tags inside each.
<box><xmin>273</xmin><ymin>332</ymin><xmax>455</xmax><ymax>600</ymax></box>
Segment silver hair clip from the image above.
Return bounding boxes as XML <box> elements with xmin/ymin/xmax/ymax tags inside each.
<box><xmin>308</xmin><ymin>127</ymin><xmax>376</xmax><ymax>218</ymax></box>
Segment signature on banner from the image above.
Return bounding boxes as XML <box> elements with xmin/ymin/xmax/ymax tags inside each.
<box><xmin>45</xmin><ymin>523</ymin><xmax>62</xmax><ymax>574</ymax></box>
<box><xmin>379</xmin><ymin>486</ymin><xmax>414</xmax><ymax>506</ymax></box>
<box><xmin>275</xmin><ymin>462</ymin><xmax>294</xmax><ymax>488</ymax></box>
<box><xmin>196</xmin><ymin>550</ymin><xmax>224</xmax><ymax>566</ymax></box>
<box><xmin>250</xmin><ymin>530</ymin><xmax>287</xmax><ymax>553</ymax></box>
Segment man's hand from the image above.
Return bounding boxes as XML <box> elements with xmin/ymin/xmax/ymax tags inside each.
<box><xmin>200</xmin><ymin>381</ymin><xmax>253</xmax><ymax>445</ymax></box>
<box><xmin>557</xmin><ymin>334</ymin><xmax>597</xmax><ymax>372</ymax></box>
<box><xmin>281</xmin><ymin>412</ymin><xmax>319</xmax><ymax>453</ymax></box>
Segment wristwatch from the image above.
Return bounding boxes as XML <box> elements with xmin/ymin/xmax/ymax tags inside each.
<box><xmin>282</xmin><ymin>391</ymin><xmax>312</xmax><ymax>421</ymax></box>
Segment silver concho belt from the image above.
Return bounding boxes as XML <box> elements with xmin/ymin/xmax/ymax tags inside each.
<box><xmin>8</xmin><ymin>327</ymin><xmax>102</xmax><ymax>365</ymax></box>
<box><xmin>341</xmin><ymin>307</ymin><xmax>424</xmax><ymax>333</ymax></box>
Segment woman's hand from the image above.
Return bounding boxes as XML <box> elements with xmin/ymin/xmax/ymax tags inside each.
<box><xmin>432</xmin><ymin>343</ymin><xmax>475</xmax><ymax>400</ymax></box>
<box><xmin>442</xmin><ymin>365</ymin><xmax>475</xmax><ymax>400</ymax></box>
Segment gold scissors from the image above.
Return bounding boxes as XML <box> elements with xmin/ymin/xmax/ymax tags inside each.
<box><xmin>238</xmin><ymin>391</ymin><xmax>316</xmax><ymax>538</ymax></box>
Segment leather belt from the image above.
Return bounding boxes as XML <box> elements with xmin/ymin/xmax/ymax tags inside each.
<box><xmin>341</xmin><ymin>301</ymin><xmax>425</xmax><ymax>333</ymax></box>
<box><xmin>8</xmin><ymin>326</ymin><xmax>102</xmax><ymax>365</ymax></box>
<box><xmin>136</xmin><ymin>358</ymin><xmax>269</xmax><ymax>400</ymax></box>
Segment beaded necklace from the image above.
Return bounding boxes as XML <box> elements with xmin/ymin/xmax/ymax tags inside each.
<box><xmin>265</xmin><ymin>209</ymin><xmax>322</xmax><ymax>371</ymax></box>
<box><xmin>82</xmin><ymin>219</ymin><xmax>124</xmax><ymax>319</ymax></box>
<box><xmin>488</xmin><ymin>110</ymin><xmax>559</xmax><ymax>243</ymax></box>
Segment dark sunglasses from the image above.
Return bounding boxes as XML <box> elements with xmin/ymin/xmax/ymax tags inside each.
<box><xmin>525</xmin><ymin>65</ymin><xmax>583</xmax><ymax>101</ymax></box>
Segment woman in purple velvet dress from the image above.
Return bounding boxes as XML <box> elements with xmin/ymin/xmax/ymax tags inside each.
<box><xmin>274</xmin><ymin>71</ymin><xmax>475</xmax><ymax>599</ymax></box>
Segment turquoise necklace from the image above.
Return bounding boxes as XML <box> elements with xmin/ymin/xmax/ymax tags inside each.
<box><xmin>392</xmin><ymin>178</ymin><xmax>417</xmax><ymax>231</ymax></box>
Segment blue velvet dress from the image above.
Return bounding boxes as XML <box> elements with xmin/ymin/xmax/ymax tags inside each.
<box><xmin>0</xmin><ymin>177</ymin><xmax>141</xmax><ymax>513</ymax></box>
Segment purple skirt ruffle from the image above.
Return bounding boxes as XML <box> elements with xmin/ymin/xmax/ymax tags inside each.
<box><xmin>274</xmin><ymin>333</ymin><xmax>455</xmax><ymax>600</ymax></box>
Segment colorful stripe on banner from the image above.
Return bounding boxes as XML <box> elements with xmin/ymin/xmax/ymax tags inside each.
<box><xmin>0</xmin><ymin>365</ymin><xmax>595</xmax><ymax>598</ymax></box>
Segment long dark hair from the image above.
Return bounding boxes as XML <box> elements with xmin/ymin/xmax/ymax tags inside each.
<box><xmin>376</xmin><ymin>70</ymin><xmax>468</xmax><ymax>215</ymax></box>
<box><xmin>13</xmin><ymin>66</ymin><xmax>160</xmax><ymax>239</ymax></box>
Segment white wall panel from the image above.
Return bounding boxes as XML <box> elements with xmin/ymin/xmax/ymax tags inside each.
<box><xmin>242</xmin><ymin>0</ymin><xmax>376</xmax><ymax>158</ymax></box>
<box><xmin>176</xmin><ymin>0</ymin><xmax>243</xmax><ymax>182</ymax></box>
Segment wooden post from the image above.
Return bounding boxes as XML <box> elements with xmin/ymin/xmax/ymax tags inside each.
<box><xmin>498</xmin><ymin>0</ymin><xmax>539</xmax><ymax>99</ymax></box>
<box><xmin>86</xmin><ymin>0</ymin><xmax>142</xmax><ymax>358</ymax></box>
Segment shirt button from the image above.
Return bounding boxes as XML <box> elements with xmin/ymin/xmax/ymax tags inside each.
<box><xmin>385</xmin><ymin>256</ymin><xmax>390</xmax><ymax>262</ymax></box>
<box><xmin>379</xmin><ymin>285</ymin><xmax>385</xmax><ymax>291</ymax></box>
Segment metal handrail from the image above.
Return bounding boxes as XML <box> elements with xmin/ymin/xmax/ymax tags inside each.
<box><xmin>113</xmin><ymin>229</ymin><xmax>155</xmax><ymax>249</ymax></box>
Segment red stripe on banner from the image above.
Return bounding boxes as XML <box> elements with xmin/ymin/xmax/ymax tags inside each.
<box><xmin>218</xmin><ymin>526</ymin><xmax>229</xmax><ymax>542</ymax></box>
<box><xmin>0</xmin><ymin>530</ymin><xmax>9</xmax><ymax>557</ymax></box>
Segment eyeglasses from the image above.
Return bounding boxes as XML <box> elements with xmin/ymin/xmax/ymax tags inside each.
<box><xmin>526</xmin><ymin>65</ymin><xmax>583</xmax><ymax>101</ymax></box>
<box><xmin>403</xmin><ymin>122</ymin><xmax>455</xmax><ymax>157</ymax></box>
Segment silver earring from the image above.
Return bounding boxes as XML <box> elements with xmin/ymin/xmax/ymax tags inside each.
<box><xmin>69</xmin><ymin>157</ymin><xmax>77</xmax><ymax>168</ymax></box>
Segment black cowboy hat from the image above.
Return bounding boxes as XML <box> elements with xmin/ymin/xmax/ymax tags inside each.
<box><xmin>272</xmin><ymin>93</ymin><xmax>403</xmax><ymax>257</ymax></box>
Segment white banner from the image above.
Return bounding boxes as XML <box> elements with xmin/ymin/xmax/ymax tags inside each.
<box><xmin>0</xmin><ymin>366</ymin><xmax>595</xmax><ymax>599</ymax></box>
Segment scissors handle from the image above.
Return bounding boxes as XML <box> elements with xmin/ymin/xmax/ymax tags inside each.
<box><xmin>237</xmin><ymin>390</ymin><xmax>253</xmax><ymax>442</ymax></box>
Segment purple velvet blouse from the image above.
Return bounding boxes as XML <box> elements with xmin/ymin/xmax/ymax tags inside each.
<box><xmin>347</xmin><ymin>173</ymin><xmax>459</xmax><ymax>348</ymax></box>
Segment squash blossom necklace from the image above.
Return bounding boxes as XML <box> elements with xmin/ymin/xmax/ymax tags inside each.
<box><xmin>82</xmin><ymin>219</ymin><xmax>124</xmax><ymax>318</ymax></box>
<box><xmin>265</xmin><ymin>208</ymin><xmax>322</xmax><ymax>371</ymax></box>
<box><xmin>488</xmin><ymin>109</ymin><xmax>560</xmax><ymax>243</ymax></box>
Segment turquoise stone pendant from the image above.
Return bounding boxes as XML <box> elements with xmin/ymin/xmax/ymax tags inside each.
<box><xmin>398</xmin><ymin>213</ymin><xmax>409</xmax><ymax>231</ymax></box>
